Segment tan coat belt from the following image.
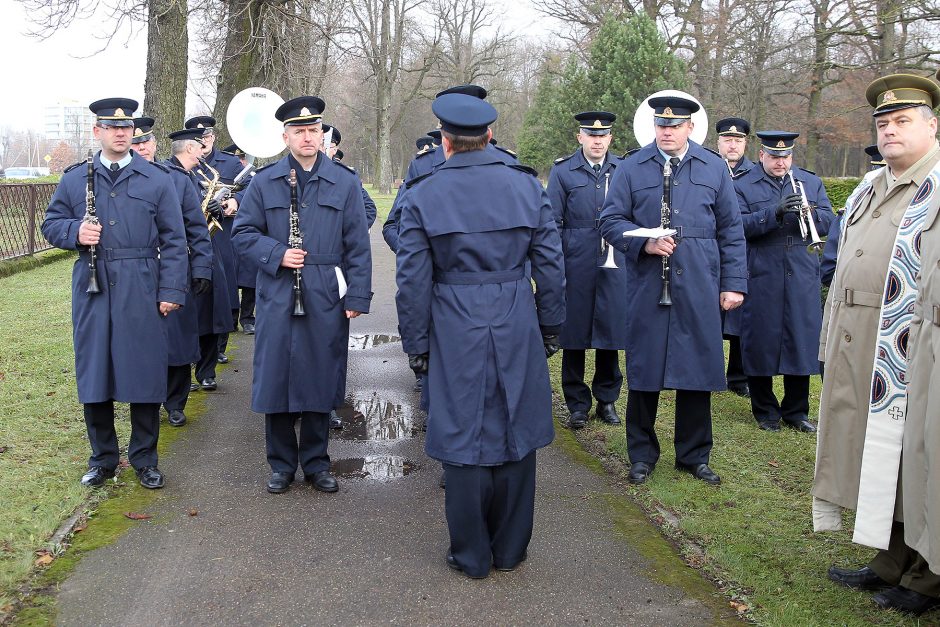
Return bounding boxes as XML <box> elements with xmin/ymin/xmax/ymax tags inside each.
<box><xmin>831</xmin><ymin>288</ymin><xmax>883</xmax><ymax>309</ymax></box>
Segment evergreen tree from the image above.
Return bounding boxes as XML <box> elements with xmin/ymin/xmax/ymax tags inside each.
<box><xmin>518</xmin><ymin>14</ymin><xmax>687</xmax><ymax>174</ymax></box>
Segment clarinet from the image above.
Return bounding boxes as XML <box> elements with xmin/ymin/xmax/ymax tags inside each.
<box><xmin>84</xmin><ymin>150</ymin><xmax>102</xmax><ymax>294</ymax></box>
<box><xmin>288</xmin><ymin>169</ymin><xmax>306</xmax><ymax>317</ymax></box>
<box><xmin>658</xmin><ymin>159</ymin><xmax>674</xmax><ymax>307</ymax></box>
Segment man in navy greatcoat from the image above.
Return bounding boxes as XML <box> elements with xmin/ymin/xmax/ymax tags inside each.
<box><xmin>396</xmin><ymin>93</ymin><xmax>566</xmax><ymax>579</ymax></box>
<box><xmin>42</xmin><ymin>98</ymin><xmax>189</xmax><ymax>490</ymax></box>
<box><xmin>134</xmin><ymin>120</ymin><xmax>214</xmax><ymax>427</ymax></box>
<box><xmin>186</xmin><ymin>116</ymin><xmax>244</xmax><ymax>363</ymax></box>
<box><xmin>733</xmin><ymin>131</ymin><xmax>835</xmax><ymax>432</ymax></box>
<box><xmin>599</xmin><ymin>96</ymin><xmax>747</xmax><ymax>487</ymax></box>
<box><xmin>547</xmin><ymin>111</ymin><xmax>627</xmax><ymax>429</ymax></box>
<box><xmin>232</xmin><ymin>95</ymin><xmax>372</xmax><ymax>495</ymax></box>
<box><xmin>715</xmin><ymin>117</ymin><xmax>753</xmax><ymax>399</ymax></box>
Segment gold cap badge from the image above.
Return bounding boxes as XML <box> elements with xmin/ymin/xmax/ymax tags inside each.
<box><xmin>883</xmin><ymin>90</ymin><xmax>897</xmax><ymax>102</ymax></box>
<box><xmin>300</xmin><ymin>107</ymin><xmax>311</xmax><ymax>116</ymax></box>
<box><xmin>776</xmin><ymin>140</ymin><xmax>786</xmax><ymax>148</ymax></box>
<box><xmin>729</xmin><ymin>125</ymin><xmax>737</xmax><ymax>133</ymax></box>
<box><xmin>663</xmin><ymin>107</ymin><xmax>673</xmax><ymax>116</ymax></box>
<box><xmin>114</xmin><ymin>108</ymin><xmax>125</xmax><ymax>117</ymax></box>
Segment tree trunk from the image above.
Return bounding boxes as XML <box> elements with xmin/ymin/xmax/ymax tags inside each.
<box><xmin>143</xmin><ymin>0</ymin><xmax>188</xmax><ymax>161</ymax></box>
<box><xmin>213</xmin><ymin>0</ymin><xmax>266</xmax><ymax>149</ymax></box>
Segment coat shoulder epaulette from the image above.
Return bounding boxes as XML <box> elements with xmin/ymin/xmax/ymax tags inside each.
<box><xmin>797</xmin><ymin>166</ymin><xmax>817</xmax><ymax>176</ymax></box>
<box><xmin>163</xmin><ymin>162</ymin><xmax>187</xmax><ymax>174</ymax></box>
<box><xmin>495</xmin><ymin>145</ymin><xmax>517</xmax><ymax>157</ymax></box>
<box><xmin>405</xmin><ymin>171</ymin><xmax>435</xmax><ymax>189</ymax></box>
<box><xmin>507</xmin><ymin>164</ymin><xmax>538</xmax><ymax>177</ymax></box>
<box><xmin>553</xmin><ymin>154</ymin><xmax>572</xmax><ymax>165</ymax></box>
<box><xmin>64</xmin><ymin>161</ymin><xmax>85</xmax><ymax>174</ymax></box>
<box><xmin>332</xmin><ymin>159</ymin><xmax>357</xmax><ymax>174</ymax></box>
<box><xmin>253</xmin><ymin>162</ymin><xmax>278</xmax><ymax>176</ymax></box>
<box><xmin>621</xmin><ymin>148</ymin><xmax>640</xmax><ymax>159</ymax></box>
<box><xmin>147</xmin><ymin>161</ymin><xmax>170</xmax><ymax>173</ymax></box>
<box><xmin>415</xmin><ymin>148</ymin><xmax>435</xmax><ymax>160</ymax></box>
<box><xmin>703</xmin><ymin>146</ymin><xmax>723</xmax><ymax>158</ymax></box>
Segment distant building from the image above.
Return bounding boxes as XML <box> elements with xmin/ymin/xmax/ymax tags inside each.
<box><xmin>43</xmin><ymin>101</ymin><xmax>96</xmax><ymax>151</ymax></box>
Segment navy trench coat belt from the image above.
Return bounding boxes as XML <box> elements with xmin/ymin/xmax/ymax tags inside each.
<box><xmin>831</xmin><ymin>288</ymin><xmax>882</xmax><ymax>309</ymax></box>
<box><xmin>433</xmin><ymin>266</ymin><xmax>526</xmax><ymax>285</ymax></box>
<box><xmin>751</xmin><ymin>235</ymin><xmax>811</xmax><ymax>248</ymax></box>
<box><xmin>302</xmin><ymin>254</ymin><xmax>342</xmax><ymax>265</ymax></box>
<box><xmin>80</xmin><ymin>247</ymin><xmax>159</xmax><ymax>261</ymax></box>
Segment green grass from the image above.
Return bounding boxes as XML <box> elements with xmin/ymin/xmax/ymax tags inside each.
<box><xmin>548</xmin><ymin>351</ymin><xmax>931</xmax><ymax>626</ymax></box>
<box><xmin>365</xmin><ymin>184</ymin><xmax>396</xmax><ymax>225</ymax></box>
<box><xmin>0</xmin><ymin>257</ymin><xmax>212</xmax><ymax>621</ymax></box>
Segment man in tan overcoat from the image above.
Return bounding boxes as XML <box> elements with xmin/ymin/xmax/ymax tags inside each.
<box><xmin>816</xmin><ymin>71</ymin><xmax>940</xmax><ymax>616</ymax></box>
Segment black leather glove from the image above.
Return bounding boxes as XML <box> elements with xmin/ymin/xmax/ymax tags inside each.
<box><xmin>775</xmin><ymin>194</ymin><xmax>803</xmax><ymax>220</ymax></box>
<box><xmin>205</xmin><ymin>198</ymin><xmax>223</xmax><ymax>220</ymax></box>
<box><xmin>191</xmin><ymin>277</ymin><xmax>212</xmax><ymax>295</ymax></box>
<box><xmin>543</xmin><ymin>334</ymin><xmax>561</xmax><ymax>358</ymax></box>
<box><xmin>408</xmin><ymin>353</ymin><xmax>429</xmax><ymax>376</ymax></box>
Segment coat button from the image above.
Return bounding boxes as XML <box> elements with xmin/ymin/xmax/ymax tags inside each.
<box><xmin>110</xmin><ymin>192</ymin><xmax>116</xmax><ymax>198</ymax></box>
<box><xmin>855</xmin><ymin>249</ymin><xmax>863</xmax><ymax>257</ymax></box>
<box><xmin>873</xmin><ymin>210</ymin><xmax>881</xmax><ymax>218</ymax></box>
<box><xmin>302</xmin><ymin>203</ymin><xmax>308</xmax><ymax>208</ymax></box>
<box><xmin>844</xmin><ymin>333</ymin><xmax>852</xmax><ymax>342</ymax></box>
<box><xmin>109</xmin><ymin>220</ymin><xmax>116</xmax><ymax>225</ymax></box>
<box><xmin>261</xmin><ymin>257</ymin><xmax>267</xmax><ymax>262</ymax></box>
<box><xmin>787</xmin><ymin>271</ymin><xmax>792</xmax><ymax>276</ymax></box>
<box><xmin>596</xmin><ymin>184</ymin><xmax>601</xmax><ymax>189</ymax></box>
<box><xmin>676</xmin><ymin>268</ymin><xmax>683</xmax><ymax>275</ymax></box>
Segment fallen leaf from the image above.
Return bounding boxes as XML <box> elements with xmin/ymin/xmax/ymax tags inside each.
<box><xmin>45</xmin><ymin>391</ymin><xmax>55</xmax><ymax>396</ymax></box>
<box><xmin>117</xmin><ymin>459</ymin><xmax>130</xmax><ymax>470</ymax></box>
<box><xmin>0</xmin><ymin>446</ymin><xmax>7</xmax><ymax>454</ymax></box>
<box><xmin>1</xmin><ymin>540</ymin><xmax>14</xmax><ymax>553</ymax></box>
<box><xmin>0</xmin><ymin>372</ymin><xmax>5</xmax><ymax>380</ymax></box>
<box><xmin>188</xmin><ymin>509</ymin><xmax>198</xmax><ymax>517</ymax></box>
<box><xmin>124</xmin><ymin>512</ymin><xmax>152</xmax><ymax>521</ymax></box>
<box><xmin>768</xmin><ymin>460</ymin><xmax>780</xmax><ymax>468</ymax></box>
<box><xmin>73</xmin><ymin>523</ymin><xmax>87</xmax><ymax>533</ymax></box>
<box><xmin>34</xmin><ymin>554</ymin><xmax>54</xmax><ymax>567</ymax></box>
<box><xmin>1</xmin><ymin>603</ymin><xmax>14</xmax><ymax>614</ymax></box>
<box><xmin>730</xmin><ymin>601</ymin><xmax>749</xmax><ymax>613</ymax></box>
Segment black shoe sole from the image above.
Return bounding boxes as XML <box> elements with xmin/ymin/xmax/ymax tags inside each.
<box><xmin>267</xmin><ymin>484</ymin><xmax>290</xmax><ymax>494</ymax></box>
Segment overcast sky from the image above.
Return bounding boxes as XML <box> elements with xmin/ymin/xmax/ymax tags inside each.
<box><xmin>0</xmin><ymin>0</ymin><xmax>549</xmax><ymax>133</ymax></box>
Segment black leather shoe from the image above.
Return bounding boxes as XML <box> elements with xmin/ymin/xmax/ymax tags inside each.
<box><xmin>827</xmin><ymin>565</ymin><xmax>889</xmax><ymax>591</ymax></box>
<box><xmin>267</xmin><ymin>471</ymin><xmax>293</xmax><ymax>494</ymax></box>
<box><xmin>757</xmin><ymin>419</ymin><xmax>781</xmax><ymax>432</ymax></box>
<box><xmin>168</xmin><ymin>410</ymin><xmax>187</xmax><ymax>427</ymax></box>
<box><xmin>190</xmin><ymin>382</ymin><xmax>200</xmax><ymax>393</ymax></box>
<box><xmin>80</xmin><ymin>466</ymin><xmax>115</xmax><ymax>487</ymax></box>
<box><xmin>413</xmin><ymin>376</ymin><xmax>423</xmax><ymax>392</ymax></box>
<box><xmin>446</xmin><ymin>553</ymin><xmax>488</xmax><ymax>579</ymax></box>
<box><xmin>728</xmin><ymin>383</ymin><xmax>750</xmax><ymax>398</ymax></box>
<box><xmin>439</xmin><ymin>472</ymin><xmax>446</xmax><ymax>489</ymax></box>
<box><xmin>308</xmin><ymin>470</ymin><xmax>339</xmax><ymax>493</ymax></box>
<box><xmin>217</xmin><ymin>353</ymin><xmax>229</xmax><ymax>364</ymax></box>
<box><xmin>329</xmin><ymin>410</ymin><xmax>343</xmax><ymax>430</ymax></box>
<box><xmin>873</xmin><ymin>585</ymin><xmax>940</xmax><ymax>615</ymax></box>
<box><xmin>676</xmin><ymin>463</ymin><xmax>721</xmax><ymax>485</ymax></box>
<box><xmin>628</xmin><ymin>461</ymin><xmax>654</xmax><ymax>485</ymax></box>
<box><xmin>784</xmin><ymin>417</ymin><xmax>817</xmax><ymax>433</ymax></box>
<box><xmin>595</xmin><ymin>402</ymin><xmax>621</xmax><ymax>425</ymax></box>
<box><xmin>200</xmin><ymin>378</ymin><xmax>217</xmax><ymax>391</ymax></box>
<box><xmin>495</xmin><ymin>551</ymin><xmax>527</xmax><ymax>572</ymax></box>
<box><xmin>135</xmin><ymin>466</ymin><xmax>165</xmax><ymax>489</ymax></box>
<box><xmin>242</xmin><ymin>323</ymin><xmax>255</xmax><ymax>335</ymax></box>
<box><xmin>567</xmin><ymin>410</ymin><xmax>588</xmax><ymax>429</ymax></box>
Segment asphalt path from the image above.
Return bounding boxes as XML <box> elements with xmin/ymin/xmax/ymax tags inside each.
<box><xmin>55</xmin><ymin>228</ymin><xmax>731</xmax><ymax>626</ymax></box>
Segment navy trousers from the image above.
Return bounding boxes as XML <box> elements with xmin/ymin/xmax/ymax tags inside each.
<box><xmin>443</xmin><ymin>452</ymin><xmax>536</xmax><ymax>578</ymax></box>
<box><xmin>164</xmin><ymin>364</ymin><xmax>192</xmax><ymax>413</ymax></box>
<box><xmin>625</xmin><ymin>389</ymin><xmax>712</xmax><ymax>467</ymax></box>
<box><xmin>561</xmin><ymin>349</ymin><xmax>623</xmax><ymax>413</ymax></box>
<box><xmin>265</xmin><ymin>411</ymin><xmax>330</xmax><ymax>475</ymax></box>
<box><xmin>83</xmin><ymin>401</ymin><xmax>160</xmax><ymax>470</ymax></box>
<box><xmin>195</xmin><ymin>333</ymin><xmax>218</xmax><ymax>381</ymax></box>
<box><xmin>725</xmin><ymin>336</ymin><xmax>746</xmax><ymax>387</ymax></box>
<box><xmin>747</xmin><ymin>375</ymin><xmax>809</xmax><ymax>425</ymax></box>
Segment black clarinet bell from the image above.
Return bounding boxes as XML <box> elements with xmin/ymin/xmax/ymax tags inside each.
<box><xmin>292</xmin><ymin>293</ymin><xmax>306</xmax><ymax>317</ymax></box>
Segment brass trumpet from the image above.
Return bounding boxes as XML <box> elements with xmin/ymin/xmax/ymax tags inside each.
<box><xmin>788</xmin><ymin>171</ymin><xmax>824</xmax><ymax>253</ymax></box>
<box><xmin>197</xmin><ymin>159</ymin><xmax>224</xmax><ymax>236</ymax></box>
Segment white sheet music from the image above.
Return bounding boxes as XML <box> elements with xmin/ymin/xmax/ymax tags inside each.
<box><xmin>622</xmin><ymin>227</ymin><xmax>678</xmax><ymax>239</ymax></box>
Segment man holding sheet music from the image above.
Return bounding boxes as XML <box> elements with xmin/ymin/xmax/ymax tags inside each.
<box><xmin>599</xmin><ymin>95</ymin><xmax>747</xmax><ymax>487</ymax></box>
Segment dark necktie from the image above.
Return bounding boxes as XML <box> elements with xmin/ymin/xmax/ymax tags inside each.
<box><xmin>110</xmin><ymin>163</ymin><xmax>120</xmax><ymax>172</ymax></box>
<box><xmin>670</xmin><ymin>157</ymin><xmax>680</xmax><ymax>169</ymax></box>
<box><xmin>592</xmin><ymin>163</ymin><xmax>601</xmax><ymax>174</ymax></box>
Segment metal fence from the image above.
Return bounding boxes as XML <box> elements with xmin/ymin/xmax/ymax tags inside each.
<box><xmin>0</xmin><ymin>184</ymin><xmax>56</xmax><ymax>261</ymax></box>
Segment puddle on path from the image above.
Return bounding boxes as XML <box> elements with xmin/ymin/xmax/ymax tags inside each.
<box><xmin>348</xmin><ymin>334</ymin><xmax>401</xmax><ymax>350</ymax></box>
<box><xmin>331</xmin><ymin>392</ymin><xmax>418</xmax><ymax>441</ymax></box>
<box><xmin>331</xmin><ymin>455</ymin><xmax>417</xmax><ymax>480</ymax></box>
